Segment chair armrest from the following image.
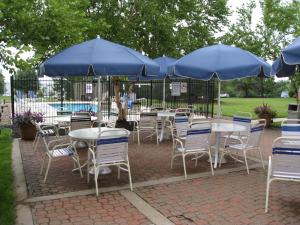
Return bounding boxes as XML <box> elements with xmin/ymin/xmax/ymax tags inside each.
<box><xmin>88</xmin><ymin>147</ymin><xmax>96</xmax><ymax>164</ymax></box>
<box><xmin>174</xmin><ymin>138</ymin><xmax>184</xmax><ymax>149</ymax></box>
<box><xmin>272</xmin><ymin>136</ymin><xmax>300</xmax><ymax>148</ymax></box>
<box><xmin>48</xmin><ymin>137</ymin><xmax>70</xmax><ymax>148</ymax></box>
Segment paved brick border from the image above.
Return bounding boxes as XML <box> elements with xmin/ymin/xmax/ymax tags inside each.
<box><xmin>13</xmin><ymin>139</ymin><xmax>34</xmax><ymax>225</ymax></box>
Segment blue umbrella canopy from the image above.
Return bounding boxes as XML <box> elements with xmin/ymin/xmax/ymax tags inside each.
<box><xmin>154</xmin><ymin>56</ymin><xmax>177</xmax><ymax>78</ymax></box>
<box><xmin>271</xmin><ymin>36</ymin><xmax>300</xmax><ymax>77</ymax></box>
<box><xmin>169</xmin><ymin>44</ymin><xmax>271</xmax><ymax>80</ymax></box>
<box><xmin>129</xmin><ymin>55</ymin><xmax>177</xmax><ymax>81</ymax></box>
<box><xmin>39</xmin><ymin>37</ymin><xmax>160</xmax><ymax>77</ymax></box>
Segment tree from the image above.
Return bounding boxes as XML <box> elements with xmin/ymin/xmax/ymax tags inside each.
<box><xmin>1</xmin><ymin>0</ymin><xmax>231</xmax><ymax>121</ymax></box>
<box><xmin>14</xmin><ymin>69</ymin><xmax>38</xmax><ymax>93</ymax></box>
<box><xmin>219</xmin><ymin>0</ymin><xmax>300</xmax><ymax>98</ymax></box>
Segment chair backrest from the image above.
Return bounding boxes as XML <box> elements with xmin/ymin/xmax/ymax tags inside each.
<box><xmin>281</xmin><ymin>119</ymin><xmax>300</xmax><ymax>136</ymax></box>
<box><xmin>246</xmin><ymin>123</ymin><xmax>265</xmax><ymax>148</ymax></box>
<box><xmin>184</xmin><ymin>123</ymin><xmax>211</xmax><ymax>150</ymax></box>
<box><xmin>175</xmin><ymin>108</ymin><xmax>191</xmax><ymax>117</ymax></box>
<box><xmin>70</xmin><ymin>115</ymin><xmax>91</xmax><ymax>131</ymax></box>
<box><xmin>96</xmin><ymin>129</ymin><xmax>130</xmax><ymax>163</ymax></box>
<box><xmin>233</xmin><ymin>115</ymin><xmax>252</xmax><ymax>126</ymax></box>
<box><xmin>139</xmin><ymin>112</ymin><xmax>157</xmax><ymax>128</ymax></box>
<box><xmin>174</xmin><ymin>115</ymin><xmax>189</xmax><ymax>137</ymax></box>
<box><xmin>73</xmin><ymin>112</ymin><xmax>91</xmax><ymax>117</ymax></box>
<box><xmin>271</xmin><ymin>136</ymin><xmax>300</xmax><ymax>178</ymax></box>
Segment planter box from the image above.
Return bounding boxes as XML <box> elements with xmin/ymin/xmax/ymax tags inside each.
<box><xmin>19</xmin><ymin>123</ymin><xmax>36</xmax><ymax>140</ymax></box>
<box><xmin>288</xmin><ymin>104</ymin><xmax>300</xmax><ymax>119</ymax></box>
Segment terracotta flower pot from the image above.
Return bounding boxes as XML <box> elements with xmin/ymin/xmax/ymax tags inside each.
<box><xmin>19</xmin><ymin>123</ymin><xmax>37</xmax><ymax>140</ymax></box>
<box><xmin>259</xmin><ymin>114</ymin><xmax>272</xmax><ymax>127</ymax></box>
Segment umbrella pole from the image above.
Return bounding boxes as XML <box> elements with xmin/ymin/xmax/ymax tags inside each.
<box><xmin>217</xmin><ymin>80</ymin><xmax>221</xmax><ymax>119</ymax></box>
<box><xmin>98</xmin><ymin>77</ymin><xmax>102</xmax><ymax>132</ymax></box>
<box><xmin>163</xmin><ymin>79</ymin><xmax>166</xmax><ymax>109</ymax></box>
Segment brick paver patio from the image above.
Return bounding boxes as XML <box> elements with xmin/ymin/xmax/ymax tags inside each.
<box><xmin>20</xmin><ymin>131</ymin><xmax>262</xmax><ymax>197</ymax></box>
<box><xmin>136</xmin><ymin>169</ymin><xmax>300</xmax><ymax>225</ymax></box>
<box><xmin>31</xmin><ymin>192</ymin><xmax>151</xmax><ymax>225</ymax></box>
<box><xmin>17</xmin><ymin>126</ymin><xmax>299</xmax><ymax>225</ymax></box>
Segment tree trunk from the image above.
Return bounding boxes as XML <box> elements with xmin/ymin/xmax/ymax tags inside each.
<box><xmin>113</xmin><ymin>77</ymin><xmax>126</xmax><ymax>121</ymax></box>
<box><xmin>112</xmin><ymin>77</ymin><xmax>134</xmax><ymax>122</ymax></box>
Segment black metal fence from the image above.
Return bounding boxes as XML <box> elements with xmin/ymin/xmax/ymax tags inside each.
<box><xmin>10</xmin><ymin>76</ymin><xmax>215</xmax><ymax>122</ymax></box>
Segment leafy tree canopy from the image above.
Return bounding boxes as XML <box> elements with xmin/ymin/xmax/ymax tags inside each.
<box><xmin>0</xmin><ymin>0</ymin><xmax>230</xmax><ymax>72</ymax></box>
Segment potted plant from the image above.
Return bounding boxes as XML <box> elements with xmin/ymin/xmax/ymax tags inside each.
<box><xmin>13</xmin><ymin>110</ymin><xmax>44</xmax><ymax>140</ymax></box>
<box><xmin>254</xmin><ymin>103</ymin><xmax>277</xmax><ymax>127</ymax></box>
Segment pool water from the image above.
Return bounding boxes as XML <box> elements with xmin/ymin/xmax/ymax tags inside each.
<box><xmin>49</xmin><ymin>103</ymin><xmax>98</xmax><ymax>112</ymax></box>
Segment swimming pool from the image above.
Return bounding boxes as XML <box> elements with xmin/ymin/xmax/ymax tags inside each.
<box><xmin>49</xmin><ymin>103</ymin><xmax>98</xmax><ymax>113</ymax></box>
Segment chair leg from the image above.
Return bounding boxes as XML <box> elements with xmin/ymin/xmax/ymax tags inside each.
<box><xmin>40</xmin><ymin>155</ymin><xmax>46</xmax><ymax>175</ymax></box>
<box><xmin>265</xmin><ymin>157</ymin><xmax>272</xmax><ymax>213</ymax></box>
<box><xmin>74</xmin><ymin>156</ymin><xmax>83</xmax><ymax>178</ymax></box>
<box><xmin>219</xmin><ymin>151</ymin><xmax>224</xmax><ymax>168</ymax></box>
<box><xmin>43</xmin><ymin>158</ymin><xmax>52</xmax><ymax>183</ymax></box>
<box><xmin>94</xmin><ymin>169</ymin><xmax>99</xmax><ymax>197</ymax></box>
<box><xmin>117</xmin><ymin>165</ymin><xmax>120</xmax><ymax>179</ymax></box>
<box><xmin>137</xmin><ymin>129</ymin><xmax>140</xmax><ymax>146</ymax></box>
<box><xmin>34</xmin><ymin>135</ymin><xmax>40</xmax><ymax>152</ymax></box>
<box><xmin>182</xmin><ymin>154</ymin><xmax>187</xmax><ymax>179</ymax></box>
<box><xmin>156</xmin><ymin>128</ymin><xmax>159</xmax><ymax>145</ymax></box>
<box><xmin>87</xmin><ymin>151</ymin><xmax>90</xmax><ymax>183</ymax></box>
<box><xmin>258</xmin><ymin>147</ymin><xmax>265</xmax><ymax>169</ymax></box>
<box><xmin>243</xmin><ymin>151</ymin><xmax>249</xmax><ymax>174</ymax></box>
<box><xmin>208</xmin><ymin>151</ymin><xmax>214</xmax><ymax>176</ymax></box>
<box><xmin>127</xmin><ymin>162</ymin><xmax>133</xmax><ymax>191</ymax></box>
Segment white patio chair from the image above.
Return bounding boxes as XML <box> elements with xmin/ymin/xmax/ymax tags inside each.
<box><xmin>40</xmin><ymin>135</ymin><xmax>83</xmax><ymax>182</ymax></box>
<box><xmin>223</xmin><ymin>112</ymin><xmax>252</xmax><ymax>144</ymax></box>
<box><xmin>265</xmin><ymin>136</ymin><xmax>300</xmax><ymax>212</ymax></box>
<box><xmin>281</xmin><ymin>119</ymin><xmax>300</xmax><ymax>136</ymax></box>
<box><xmin>171</xmin><ymin>114</ymin><xmax>190</xmax><ymax>140</ymax></box>
<box><xmin>70</xmin><ymin>115</ymin><xmax>92</xmax><ymax>131</ymax></box>
<box><xmin>33</xmin><ymin>122</ymin><xmax>57</xmax><ymax>152</ymax></box>
<box><xmin>87</xmin><ymin>129</ymin><xmax>132</xmax><ymax>196</ymax></box>
<box><xmin>135</xmin><ymin>112</ymin><xmax>159</xmax><ymax>145</ymax></box>
<box><xmin>220</xmin><ymin>123</ymin><xmax>265</xmax><ymax>174</ymax></box>
<box><xmin>171</xmin><ymin>122</ymin><xmax>214</xmax><ymax>179</ymax></box>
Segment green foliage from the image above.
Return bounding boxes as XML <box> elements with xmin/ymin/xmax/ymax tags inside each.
<box><xmin>1</xmin><ymin>0</ymin><xmax>230</xmax><ymax>71</ymax></box>
<box><xmin>14</xmin><ymin>69</ymin><xmax>38</xmax><ymax>92</ymax></box>
<box><xmin>0</xmin><ymin>129</ymin><xmax>15</xmax><ymax>225</ymax></box>
<box><xmin>219</xmin><ymin>0</ymin><xmax>300</xmax><ymax>98</ymax></box>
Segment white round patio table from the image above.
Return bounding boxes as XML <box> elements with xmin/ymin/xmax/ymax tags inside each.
<box><xmin>157</xmin><ymin>111</ymin><xmax>176</xmax><ymax>142</ymax></box>
<box><xmin>69</xmin><ymin>127</ymin><xmax>129</xmax><ymax>175</ymax></box>
<box><xmin>211</xmin><ymin>122</ymin><xmax>247</xmax><ymax>168</ymax></box>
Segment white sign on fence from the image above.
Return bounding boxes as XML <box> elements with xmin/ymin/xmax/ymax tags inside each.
<box><xmin>86</xmin><ymin>83</ymin><xmax>93</xmax><ymax>94</ymax></box>
<box><xmin>181</xmin><ymin>82</ymin><xmax>187</xmax><ymax>93</ymax></box>
<box><xmin>171</xmin><ymin>82</ymin><xmax>181</xmax><ymax>96</ymax></box>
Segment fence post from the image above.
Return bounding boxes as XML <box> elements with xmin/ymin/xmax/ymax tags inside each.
<box><xmin>150</xmin><ymin>80</ymin><xmax>153</xmax><ymax>106</ymax></box>
<box><xmin>10</xmin><ymin>76</ymin><xmax>15</xmax><ymax>118</ymax></box>
<box><xmin>60</xmin><ymin>78</ymin><xmax>63</xmax><ymax>111</ymax></box>
<box><xmin>188</xmin><ymin>79</ymin><xmax>191</xmax><ymax>105</ymax></box>
<box><xmin>108</xmin><ymin>77</ymin><xmax>111</xmax><ymax>119</ymax></box>
<box><xmin>211</xmin><ymin>80</ymin><xmax>214</xmax><ymax>118</ymax></box>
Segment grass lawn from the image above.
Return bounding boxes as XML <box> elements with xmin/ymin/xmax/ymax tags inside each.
<box><xmin>216</xmin><ymin>98</ymin><xmax>297</xmax><ymax>118</ymax></box>
<box><xmin>0</xmin><ymin>129</ymin><xmax>15</xmax><ymax>225</ymax></box>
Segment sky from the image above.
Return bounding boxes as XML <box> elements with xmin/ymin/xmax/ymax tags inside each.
<box><xmin>0</xmin><ymin>0</ymin><xmax>285</xmax><ymax>84</ymax></box>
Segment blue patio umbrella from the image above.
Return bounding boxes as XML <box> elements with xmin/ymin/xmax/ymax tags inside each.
<box><xmin>271</xmin><ymin>36</ymin><xmax>300</xmax><ymax>77</ymax></box>
<box><xmin>169</xmin><ymin>44</ymin><xmax>271</xmax><ymax>117</ymax></box>
<box><xmin>39</xmin><ymin>36</ymin><xmax>160</xmax><ymax>125</ymax></box>
<box><xmin>129</xmin><ymin>55</ymin><xmax>177</xmax><ymax>108</ymax></box>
